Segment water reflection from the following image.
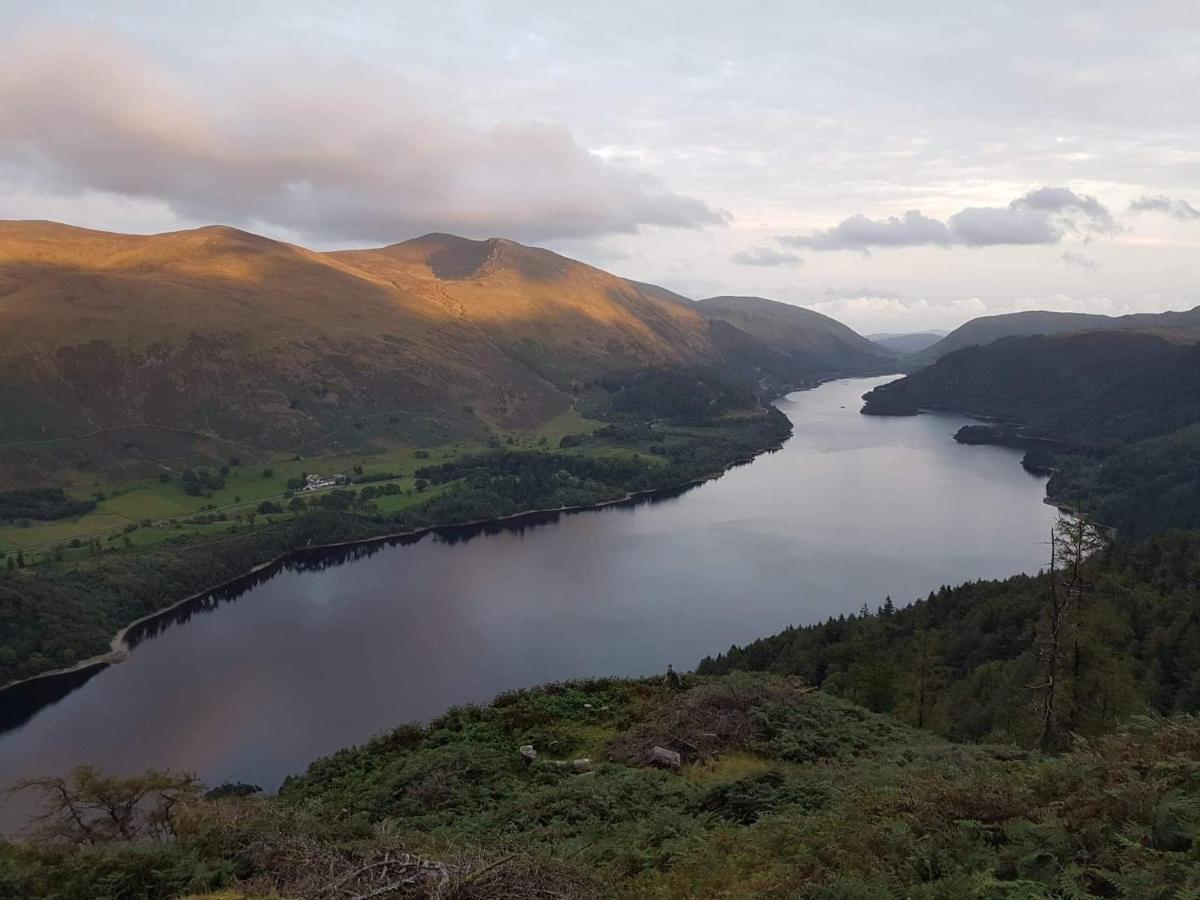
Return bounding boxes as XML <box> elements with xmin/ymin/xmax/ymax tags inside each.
<box><xmin>119</xmin><ymin>481</ymin><xmax>707</xmax><ymax>654</ymax></box>
<box><xmin>0</xmin><ymin>663</ymin><xmax>109</xmax><ymax>735</ymax></box>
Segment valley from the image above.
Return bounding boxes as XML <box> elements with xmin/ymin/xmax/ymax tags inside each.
<box><xmin>3</xmin><ymin>228</ymin><xmax>1200</xmax><ymax>900</ymax></box>
<box><xmin>0</xmin><ymin>376</ymin><xmax>1056</xmax><ymax>834</ymax></box>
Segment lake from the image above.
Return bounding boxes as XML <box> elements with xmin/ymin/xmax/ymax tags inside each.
<box><xmin>0</xmin><ymin>376</ymin><xmax>1056</xmax><ymax>828</ymax></box>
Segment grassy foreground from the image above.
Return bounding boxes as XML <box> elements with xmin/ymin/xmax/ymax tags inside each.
<box><xmin>4</xmin><ymin>673</ymin><xmax>1200</xmax><ymax>898</ymax></box>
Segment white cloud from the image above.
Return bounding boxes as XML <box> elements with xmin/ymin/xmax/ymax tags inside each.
<box><xmin>0</xmin><ymin>27</ymin><xmax>728</xmax><ymax>244</ymax></box>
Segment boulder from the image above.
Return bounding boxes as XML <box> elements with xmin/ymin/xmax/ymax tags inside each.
<box><xmin>519</xmin><ymin>744</ymin><xmax>537</xmax><ymax>764</ymax></box>
<box><xmin>649</xmin><ymin>746</ymin><xmax>681</xmax><ymax>769</ymax></box>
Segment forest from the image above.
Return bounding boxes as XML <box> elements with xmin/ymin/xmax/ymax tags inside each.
<box><xmin>0</xmin><ymin>489</ymin><xmax>95</xmax><ymax>524</ymax></box>
<box><xmin>700</xmin><ymin>527</ymin><xmax>1200</xmax><ymax>747</ymax></box>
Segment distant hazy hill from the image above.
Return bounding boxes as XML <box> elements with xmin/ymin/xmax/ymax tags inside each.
<box><xmin>867</xmin><ymin>331</ymin><xmax>947</xmax><ymax>354</ymax></box>
<box><xmin>696</xmin><ymin>295</ymin><xmax>896</xmax><ymax>376</ymax></box>
<box><xmin>863</xmin><ymin>329</ymin><xmax>1200</xmax><ymax>445</ymax></box>
<box><xmin>910</xmin><ymin>307</ymin><xmax>1200</xmax><ymax>365</ymax></box>
<box><xmin>0</xmin><ymin>222</ymin><xmax>884</xmax><ymax>486</ymax></box>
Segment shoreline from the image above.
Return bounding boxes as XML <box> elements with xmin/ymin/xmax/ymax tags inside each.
<box><xmin>868</xmin><ymin>401</ymin><xmax>1112</xmax><ymax>533</ymax></box>
<box><xmin>0</xmin><ymin>437</ymin><xmax>788</xmax><ymax>701</ymax></box>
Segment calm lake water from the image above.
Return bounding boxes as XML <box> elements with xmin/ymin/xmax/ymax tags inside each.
<box><xmin>0</xmin><ymin>376</ymin><xmax>1056</xmax><ymax>828</ymax></box>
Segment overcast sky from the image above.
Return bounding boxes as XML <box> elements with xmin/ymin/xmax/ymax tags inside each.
<box><xmin>1</xmin><ymin>2</ymin><xmax>1198</xmax><ymax>333</ymax></box>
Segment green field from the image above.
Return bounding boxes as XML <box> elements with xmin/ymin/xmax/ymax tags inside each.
<box><xmin>101</xmin><ymin>489</ymin><xmax>193</xmax><ymax>521</ymax></box>
<box><xmin>0</xmin><ymin>411</ymin><xmax>602</xmax><ymax>562</ymax></box>
<box><xmin>0</xmin><ymin>511</ymin><xmax>132</xmax><ymax>549</ymax></box>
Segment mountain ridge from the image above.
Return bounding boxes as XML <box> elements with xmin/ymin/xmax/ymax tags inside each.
<box><xmin>0</xmin><ymin>220</ymin><xmax>884</xmax><ymax>487</ymax></box>
<box><xmin>910</xmin><ymin>305</ymin><xmax>1200</xmax><ymax>365</ymax></box>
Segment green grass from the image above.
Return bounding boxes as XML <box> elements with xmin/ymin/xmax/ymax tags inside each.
<box><xmin>527</xmin><ymin>407</ymin><xmax>596</xmax><ymax>443</ymax></box>
<box><xmin>371</xmin><ymin>483</ymin><xmax>452</xmax><ymax>515</ymax></box>
<box><xmin>0</xmin><ymin>511</ymin><xmax>132</xmax><ymax>549</ymax></box>
<box><xmin>101</xmin><ymin>488</ymin><xmax>192</xmax><ymax>521</ymax></box>
<box><xmin>5</xmin><ymin>409</ymin><xmax>606</xmax><ymax>559</ymax></box>
<box><xmin>0</xmin><ymin>403</ymin><xmax>765</xmax><ymax>569</ymax></box>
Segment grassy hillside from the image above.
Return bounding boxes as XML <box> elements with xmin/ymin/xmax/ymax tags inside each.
<box><xmin>0</xmin><ymin>222</ymin><xmax>893</xmax><ymax>491</ymax></box>
<box><xmin>0</xmin><ymin>224</ymin><xmax>696</xmax><ymax>488</ymax></box>
<box><xmin>5</xmin><ymin>671</ymin><xmax>1200</xmax><ymax>898</ymax></box>
<box><xmin>910</xmin><ymin>305</ymin><xmax>1200</xmax><ymax>366</ymax></box>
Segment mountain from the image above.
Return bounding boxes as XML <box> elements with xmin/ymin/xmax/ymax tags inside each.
<box><xmin>910</xmin><ymin>306</ymin><xmax>1200</xmax><ymax>366</ymax></box>
<box><xmin>867</xmin><ymin>331</ymin><xmax>947</xmax><ymax>354</ymax></box>
<box><xmin>695</xmin><ymin>295</ymin><xmax>896</xmax><ymax>376</ymax></box>
<box><xmin>0</xmin><ymin>223</ymin><xmax>714</xmax><ymax>485</ymax></box>
<box><xmin>623</xmin><ymin>279</ymin><xmax>695</xmax><ymax>308</ymax></box>
<box><xmin>863</xmin><ymin>329</ymin><xmax>1200</xmax><ymax>445</ymax></box>
<box><xmin>0</xmin><ymin>222</ymin><xmax>883</xmax><ymax>488</ymax></box>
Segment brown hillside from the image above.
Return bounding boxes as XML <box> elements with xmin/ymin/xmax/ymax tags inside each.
<box><xmin>0</xmin><ymin>222</ymin><xmax>714</xmax><ymax>486</ymax></box>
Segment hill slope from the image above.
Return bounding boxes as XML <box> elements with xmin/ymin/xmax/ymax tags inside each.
<box><xmin>910</xmin><ymin>305</ymin><xmax>1200</xmax><ymax>366</ymax></box>
<box><xmin>7</xmin><ymin>668</ymin><xmax>1200</xmax><ymax>898</ymax></box>
<box><xmin>863</xmin><ymin>329</ymin><xmax>1200</xmax><ymax>445</ymax></box>
<box><xmin>696</xmin><ymin>295</ymin><xmax>896</xmax><ymax>376</ymax></box>
<box><xmin>0</xmin><ymin>223</ymin><xmax>887</xmax><ymax>488</ymax></box>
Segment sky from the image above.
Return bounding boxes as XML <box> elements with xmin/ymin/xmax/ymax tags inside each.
<box><xmin>0</xmin><ymin>1</ymin><xmax>1198</xmax><ymax>333</ymax></box>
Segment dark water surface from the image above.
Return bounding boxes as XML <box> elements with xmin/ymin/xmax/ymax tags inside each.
<box><xmin>0</xmin><ymin>377</ymin><xmax>1056</xmax><ymax>826</ymax></box>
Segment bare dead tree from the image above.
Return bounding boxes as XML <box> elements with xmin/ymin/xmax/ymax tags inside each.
<box><xmin>1036</xmin><ymin>528</ymin><xmax>1067</xmax><ymax>752</ymax></box>
<box><xmin>911</xmin><ymin>626</ymin><xmax>943</xmax><ymax>730</ymax></box>
<box><xmin>11</xmin><ymin>765</ymin><xmax>200</xmax><ymax>844</ymax></box>
<box><xmin>1036</xmin><ymin>509</ymin><xmax>1107</xmax><ymax>752</ymax></box>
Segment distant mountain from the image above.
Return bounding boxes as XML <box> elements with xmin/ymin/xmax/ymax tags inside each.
<box><xmin>0</xmin><ymin>222</ymin><xmax>887</xmax><ymax>487</ymax></box>
<box><xmin>863</xmin><ymin>329</ymin><xmax>1200</xmax><ymax>446</ymax></box>
<box><xmin>910</xmin><ymin>307</ymin><xmax>1200</xmax><ymax>366</ymax></box>
<box><xmin>867</xmin><ymin>331</ymin><xmax>947</xmax><ymax>354</ymax></box>
<box><xmin>695</xmin><ymin>295</ymin><xmax>896</xmax><ymax>377</ymax></box>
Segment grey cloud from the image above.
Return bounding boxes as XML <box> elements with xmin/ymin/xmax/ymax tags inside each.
<box><xmin>0</xmin><ymin>28</ymin><xmax>728</xmax><ymax>244</ymax></box>
<box><xmin>1130</xmin><ymin>195</ymin><xmax>1200</xmax><ymax>221</ymax></box>
<box><xmin>1060</xmin><ymin>251</ymin><xmax>1101</xmax><ymax>271</ymax></box>
<box><xmin>730</xmin><ymin>246</ymin><xmax>803</xmax><ymax>267</ymax></box>
<box><xmin>781</xmin><ymin>210</ymin><xmax>950</xmax><ymax>251</ymax></box>
<box><xmin>1019</xmin><ymin>187</ymin><xmax>1113</xmax><ymax>222</ymax></box>
<box><xmin>947</xmin><ymin>206</ymin><xmax>1060</xmax><ymax>246</ymax></box>
<box><xmin>781</xmin><ymin>187</ymin><xmax>1116</xmax><ymax>251</ymax></box>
